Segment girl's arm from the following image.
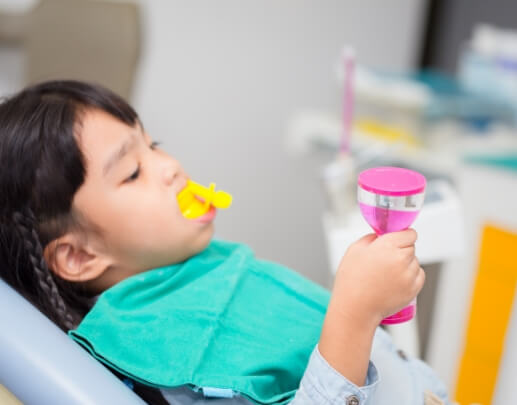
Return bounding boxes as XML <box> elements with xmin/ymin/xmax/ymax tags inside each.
<box><xmin>320</xmin><ymin>230</ymin><xmax>423</xmax><ymax>384</ymax></box>
<box><xmin>291</xmin><ymin>230</ymin><xmax>424</xmax><ymax>404</ymax></box>
<box><xmin>318</xmin><ymin>297</ymin><xmax>378</xmax><ymax>386</ymax></box>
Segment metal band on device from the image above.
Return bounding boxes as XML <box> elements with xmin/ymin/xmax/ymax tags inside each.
<box><xmin>357</xmin><ymin>186</ymin><xmax>425</xmax><ymax>212</ymax></box>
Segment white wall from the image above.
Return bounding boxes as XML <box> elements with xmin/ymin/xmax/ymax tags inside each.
<box><xmin>0</xmin><ymin>0</ymin><xmax>428</xmax><ymax>285</ymax></box>
<box><xmin>132</xmin><ymin>0</ymin><xmax>428</xmax><ymax>285</ymax></box>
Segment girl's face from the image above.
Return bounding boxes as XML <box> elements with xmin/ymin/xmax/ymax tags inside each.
<box><xmin>69</xmin><ymin>109</ymin><xmax>214</xmax><ymax>288</ymax></box>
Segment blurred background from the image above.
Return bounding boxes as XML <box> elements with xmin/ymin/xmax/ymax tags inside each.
<box><xmin>1</xmin><ymin>1</ymin><xmax>516</xmax><ymax>404</ymax></box>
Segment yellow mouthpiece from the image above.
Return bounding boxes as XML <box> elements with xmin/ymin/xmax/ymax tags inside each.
<box><xmin>177</xmin><ymin>180</ymin><xmax>232</xmax><ymax>219</ymax></box>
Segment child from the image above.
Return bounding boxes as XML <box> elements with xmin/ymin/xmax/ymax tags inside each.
<box><xmin>0</xmin><ymin>81</ymin><xmax>450</xmax><ymax>405</ymax></box>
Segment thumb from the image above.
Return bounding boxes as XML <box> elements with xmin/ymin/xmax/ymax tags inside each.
<box><xmin>354</xmin><ymin>233</ymin><xmax>377</xmax><ymax>247</ymax></box>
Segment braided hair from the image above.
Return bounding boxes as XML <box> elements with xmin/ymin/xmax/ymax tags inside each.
<box><xmin>0</xmin><ymin>80</ymin><xmax>139</xmax><ymax>332</ymax></box>
<box><xmin>0</xmin><ymin>80</ymin><xmax>172</xmax><ymax>405</ymax></box>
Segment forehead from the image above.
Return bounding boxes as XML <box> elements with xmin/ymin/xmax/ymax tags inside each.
<box><xmin>79</xmin><ymin>109</ymin><xmax>133</xmax><ymax>148</ymax></box>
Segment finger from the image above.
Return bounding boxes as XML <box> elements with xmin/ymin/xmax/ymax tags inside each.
<box><xmin>381</xmin><ymin>228</ymin><xmax>417</xmax><ymax>248</ymax></box>
<box><xmin>353</xmin><ymin>233</ymin><xmax>378</xmax><ymax>247</ymax></box>
<box><xmin>400</xmin><ymin>245</ymin><xmax>416</xmax><ymax>260</ymax></box>
<box><xmin>413</xmin><ymin>267</ymin><xmax>426</xmax><ymax>294</ymax></box>
<box><xmin>406</xmin><ymin>257</ymin><xmax>420</xmax><ymax>279</ymax></box>
<box><xmin>409</xmin><ymin>256</ymin><xmax>420</xmax><ymax>270</ymax></box>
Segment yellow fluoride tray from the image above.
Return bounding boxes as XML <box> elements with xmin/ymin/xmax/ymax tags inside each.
<box><xmin>177</xmin><ymin>180</ymin><xmax>232</xmax><ymax>219</ymax></box>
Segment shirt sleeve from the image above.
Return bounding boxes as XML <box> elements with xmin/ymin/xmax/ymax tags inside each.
<box><xmin>290</xmin><ymin>344</ymin><xmax>379</xmax><ymax>405</ymax></box>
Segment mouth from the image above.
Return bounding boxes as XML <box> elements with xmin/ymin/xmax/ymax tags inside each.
<box><xmin>192</xmin><ymin>205</ymin><xmax>216</xmax><ymax>223</ymax></box>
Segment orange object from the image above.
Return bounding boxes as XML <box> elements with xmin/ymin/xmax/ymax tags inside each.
<box><xmin>455</xmin><ymin>224</ymin><xmax>517</xmax><ymax>404</ymax></box>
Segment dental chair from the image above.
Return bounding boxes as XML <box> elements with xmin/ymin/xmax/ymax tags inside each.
<box><xmin>0</xmin><ymin>278</ymin><xmax>145</xmax><ymax>405</ymax></box>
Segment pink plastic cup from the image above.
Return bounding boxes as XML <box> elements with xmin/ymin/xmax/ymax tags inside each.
<box><xmin>357</xmin><ymin>167</ymin><xmax>426</xmax><ymax>325</ymax></box>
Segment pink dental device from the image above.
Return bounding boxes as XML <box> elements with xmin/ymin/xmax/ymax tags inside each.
<box><xmin>358</xmin><ymin>166</ymin><xmax>426</xmax><ymax>324</ymax></box>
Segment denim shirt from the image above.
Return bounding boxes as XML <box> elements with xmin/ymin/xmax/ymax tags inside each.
<box><xmin>159</xmin><ymin>327</ymin><xmax>451</xmax><ymax>405</ymax></box>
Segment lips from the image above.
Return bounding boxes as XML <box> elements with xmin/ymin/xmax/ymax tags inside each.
<box><xmin>193</xmin><ymin>205</ymin><xmax>216</xmax><ymax>223</ymax></box>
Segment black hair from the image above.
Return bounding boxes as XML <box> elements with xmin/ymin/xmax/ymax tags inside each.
<box><xmin>0</xmin><ymin>80</ymin><xmax>168</xmax><ymax>405</ymax></box>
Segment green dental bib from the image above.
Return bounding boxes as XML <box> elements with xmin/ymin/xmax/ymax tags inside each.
<box><xmin>69</xmin><ymin>240</ymin><xmax>330</xmax><ymax>404</ymax></box>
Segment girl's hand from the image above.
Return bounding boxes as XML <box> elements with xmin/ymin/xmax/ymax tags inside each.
<box><xmin>331</xmin><ymin>229</ymin><xmax>425</xmax><ymax>325</ymax></box>
<box><xmin>317</xmin><ymin>229</ymin><xmax>424</xmax><ymax>386</ymax></box>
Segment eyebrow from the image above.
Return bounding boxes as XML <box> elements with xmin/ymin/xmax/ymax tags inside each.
<box><xmin>103</xmin><ymin>132</ymin><xmax>139</xmax><ymax>176</ymax></box>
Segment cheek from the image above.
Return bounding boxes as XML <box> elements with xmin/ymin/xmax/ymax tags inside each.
<box><xmin>108</xmin><ymin>192</ymin><xmax>186</xmax><ymax>241</ymax></box>
<box><xmin>77</xmin><ymin>181</ymin><xmax>191</xmax><ymax>254</ymax></box>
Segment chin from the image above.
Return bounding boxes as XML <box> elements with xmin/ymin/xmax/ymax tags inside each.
<box><xmin>184</xmin><ymin>225</ymin><xmax>212</xmax><ymax>257</ymax></box>
<box><xmin>197</xmin><ymin>225</ymin><xmax>215</xmax><ymax>250</ymax></box>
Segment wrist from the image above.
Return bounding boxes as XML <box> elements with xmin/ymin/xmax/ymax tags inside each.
<box><xmin>327</xmin><ymin>293</ymin><xmax>382</xmax><ymax>330</ymax></box>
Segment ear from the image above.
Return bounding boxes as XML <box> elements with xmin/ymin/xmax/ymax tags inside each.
<box><xmin>43</xmin><ymin>233</ymin><xmax>112</xmax><ymax>283</ymax></box>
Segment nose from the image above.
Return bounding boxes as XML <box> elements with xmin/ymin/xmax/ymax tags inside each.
<box><xmin>161</xmin><ymin>157</ymin><xmax>180</xmax><ymax>187</ymax></box>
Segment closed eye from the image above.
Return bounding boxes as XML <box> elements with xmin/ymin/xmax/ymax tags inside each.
<box><xmin>123</xmin><ymin>141</ymin><xmax>160</xmax><ymax>183</ymax></box>
<box><xmin>125</xmin><ymin>164</ymin><xmax>141</xmax><ymax>183</ymax></box>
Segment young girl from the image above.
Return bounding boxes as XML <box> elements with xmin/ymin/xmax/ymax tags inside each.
<box><xmin>0</xmin><ymin>81</ymin><xmax>451</xmax><ymax>405</ymax></box>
